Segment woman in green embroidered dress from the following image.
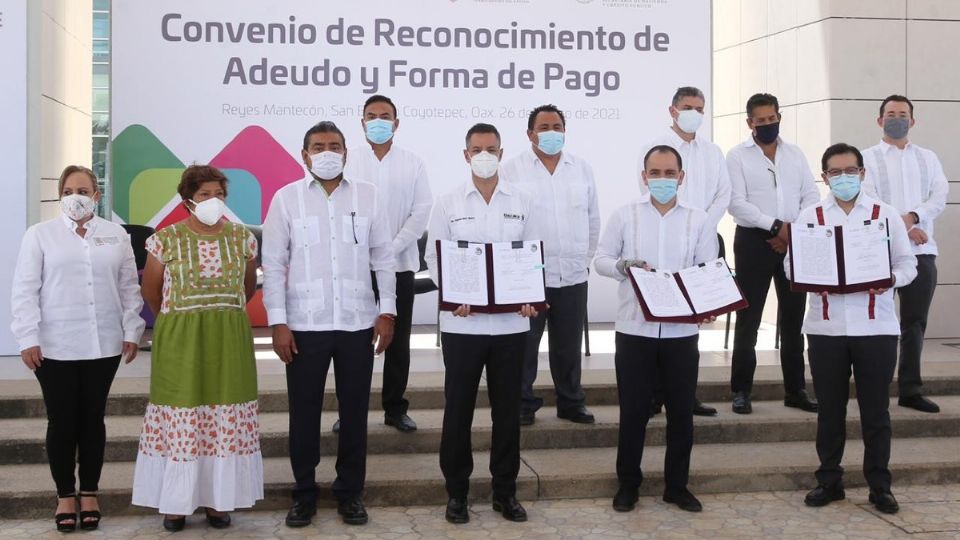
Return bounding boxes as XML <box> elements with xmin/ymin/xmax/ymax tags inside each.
<box><xmin>131</xmin><ymin>165</ymin><xmax>263</xmax><ymax>532</ymax></box>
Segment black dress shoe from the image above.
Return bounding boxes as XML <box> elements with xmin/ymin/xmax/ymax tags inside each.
<box><xmin>612</xmin><ymin>485</ymin><xmax>639</xmax><ymax>512</ymax></box>
<box><xmin>519</xmin><ymin>410</ymin><xmax>535</xmax><ymax>426</ymax></box>
<box><xmin>804</xmin><ymin>484</ymin><xmax>845</xmax><ymax>507</ymax></box>
<box><xmin>385</xmin><ymin>413</ymin><xmax>418</xmax><ymax>432</ymax></box>
<box><xmin>785</xmin><ymin>390</ymin><xmax>819</xmax><ymax>412</ymax></box>
<box><xmin>869</xmin><ymin>489</ymin><xmax>899</xmax><ymax>514</ymax></box>
<box><xmin>162</xmin><ymin>516</ymin><xmax>186</xmax><ymax>532</ymax></box>
<box><xmin>557</xmin><ymin>406</ymin><xmax>595</xmax><ymax>424</ymax></box>
<box><xmin>332</xmin><ymin>419</ymin><xmax>341</xmax><ymax>433</ymax></box>
<box><xmin>204</xmin><ymin>509</ymin><xmax>231</xmax><ymax>529</ymax></box>
<box><xmin>284</xmin><ymin>501</ymin><xmax>316</xmax><ymax>528</ymax></box>
<box><xmin>492</xmin><ymin>495</ymin><xmax>527</xmax><ymax>522</ymax></box>
<box><xmin>693</xmin><ymin>399</ymin><xmax>718</xmax><ymax>416</ymax></box>
<box><xmin>445</xmin><ymin>497</ymin><xmax>470</xmax><ymax>524</ymax></box>
<box><xmin>663</xmin><ymin>488</ymin><xmax>702</xmax><ymax>512</ymax></box>
<box><xmin>732</xmin><ymin>391</ymin><xmax>752</xmax><ymax>414</ymax></box>
<box><xmin>337</xmin><ymin>497</ymin><xmax>369</xmax><ymax>525</ymax></box>
<box><xmin>899</xmin><ymin>394</ymin><xmax>940</xmax><ymax>413</ymax></box>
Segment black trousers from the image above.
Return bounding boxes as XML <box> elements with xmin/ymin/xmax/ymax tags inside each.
<box><xmin>614</xmin><ymin>333</ymin><xmax>699</xmax><ymax>494</ymax></box>
<box><xmin>286</xmin><ymin>329</ymin><xmax>374</xmax><ymax>504</ymax></box>
<box><xmin>731</xmin><ymin>226</ymin><xmax>807</xmax><ymax>394</ymax></box>
<box><xmin>439</xmin><ymin>332</ymin><xmax>525</xmax><ymax>499</ymax></box>
<box><xmin>807</xmin><ymin>335</ymin><xmax>897</xmax><ymax>491</ymax></box>
<box><xmin>34</xmin><ymin>355</ymin><xmax>121</xmax><ymax>498</ymax></box>
<box><xmin>381</xmin><ymin>271</ymin><xmax>414</xmax><ymax>416</ymax></box>
<box><xmin>898</xmin><ymin>255</ymin><xmax>937</xmax><ymax>397</ymax></box>
<box><xmin>520</xmin><ymin>282</ymin><xmax>588</xmax><ymax>414</ymax></box>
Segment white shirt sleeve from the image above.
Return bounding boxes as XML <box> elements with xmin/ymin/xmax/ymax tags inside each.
<box><xmin>704</xmin><ymin>150</ymin><xmax>732</xmax><ymax>230</ymax></box>
<box><xmin>585</xmin><ymin>162</ymin><xmax>601</xmax><ymax>261</ymax></box>
<box><xmin>118</xmin><ymin>233</ymin><xmax>146</xmax><ymax>343</ymax></box>
<box><xmin>915</xmin><ymin>151</ymin><xmax>949</xmax><ymax>224</ymax></box>
<box><xmin>392</xmin><ymin>159</ymin><xmax>433</xmax><ymax>256</ymax></box>
<box><xmin>261</xmin><ymin>191</ymin><xmax>291</xmax><ymax>326</ymax></box>
<box><xmin>594</xmin><ymin>208</ymin><xmax>625</xmax><ymax>281</ymax></box>
<box><xmin>889</xmin><ymin>206</ymin><xmax>918</xmax><ymax>288</ymax></box>
<box><xmin>692</xmin><ymin>215</ymin><xmax>716</xmax><ymax>265</ymax></box>
<box><xmin>798</xmin><ymin>157</ymin><xmax>822</xmax><ymax>212</ymax></box>
<box><xmin>424</xmin><ymin>200</ymin><xmax>448</xmax><ymax>288</ymax></box>
<box><xmin>369</xmin><ymin>190</ymin><xmax>398</xmax><ymax>316</ymax></box>
<box><xmin>10</xmin><ymin>227</ymin><xmax>43</xmax><ymax>351</ymax></box>
<box><xmin>727</xmin><ymin>150</ymin><xmax>776</xmax><ymax>230</ymax></box>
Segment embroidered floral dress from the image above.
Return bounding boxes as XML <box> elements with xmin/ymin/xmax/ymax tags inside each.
<box><xmin>132</xmin><ymin>221</ymin><xmax>263</xmax><ymax>514</ymax></box>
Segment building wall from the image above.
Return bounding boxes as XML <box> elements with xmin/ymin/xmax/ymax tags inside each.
<box><xmin>35</xmin><ymin>0</ymin><xmax>92</xmax><ymax>221</ymax></box>
<box><xmin>712</xmin><ymin>0</ymin><xmax>960</xmax><ymax>338</ymax></box>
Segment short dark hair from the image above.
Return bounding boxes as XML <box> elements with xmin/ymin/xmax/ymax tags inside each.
<box><xmin>465</xmin><ymin>123</ymin><xmax>501</xmax><ymax>147</ymax></box>
<box><xmin>363</xmin><ymin>94</ymin><xmax>397</xmax><ymax>117</ymax></box>
<box><xmin>879</xmin><ymin>94</ymin><xmax>914</xmax><ymax>118</ymax></box>
<box><xmin>58</xmin><ymin>165</ymin><xmax>99</xmax><ymax>196</ymax></box>
<box><xmin>527</xmin><ymin>104</ymin><xmax>566</xmax><ymax>131</ymax></box>
<box><xmin>820</xmin><ymin>143</ymin><xmax>864</xmax><ymax>172</ymax></box>
<box><xmin>746</xmin><ymin>93</ymin><xmax>780</xmax><ymax>117</ymax></box>
<box><xmin>302</xmin><ymin>121</ymin><xmax>346</xmax><ymax>151</ymax></box>
<box><xmin>672</xmin><ymin>86</ymin><xmax>705</xmax><ymax>107</ymax></box>
<box><xmin>178</xmin><ymin>165</ymin><xmax>228</xmax><ymax>200</ymax></box>
<box><xmin>643</xmin><ymin>145</ymin><xmax>683</xmax><ymax>170</ymax></box>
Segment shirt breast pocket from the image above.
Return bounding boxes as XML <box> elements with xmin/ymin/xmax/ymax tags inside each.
<box><xmin>342</xmin><ymin>215</ymin><xmax>370</xmax><ymax>246</ymax></box>
<box><xmin>502</xmin><ymin>217</ymin><xmax>525</xmax><ymax>240</ymax></box>
<box><xmin>449</xmin><ymin>218</ymin><xmax>478</xmax><ymax>241</ymax></box>
<box><xmin>292</xmin><ymin>217</ymin><xmax>322</xmax><ymax>248</ymax></box>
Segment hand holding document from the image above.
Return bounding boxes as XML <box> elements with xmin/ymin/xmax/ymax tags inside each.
<box><xmin>437</xmin><ymin>240</ymin><xmax>547</xmax><ymax>313</ymax></box>
<box><xmin>627</xmin><ymin>258</ymin><xmax>747</xmax><ymax>323</ymax></box>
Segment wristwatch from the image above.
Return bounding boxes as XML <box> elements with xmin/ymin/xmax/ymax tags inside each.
<box><xmin>909</xmin><ymin>212</ymin><xmax>920</xmax><ymax>225</ymax></box>
<box><xmin>769</xmin><ymin>219</ymin><xmax>784</xmax><ymax>236</ymax></box>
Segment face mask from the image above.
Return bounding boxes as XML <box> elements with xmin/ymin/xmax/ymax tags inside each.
<box><xmin>60</xmin><ymin>194</ymin><xmax>97</xmax><ymax>221</ymax></box>
<box><xmin>828</xmin><ymin>174</ymin><xmax>861</xmax><ymax>202</ymax></box>
<box><xmin>676</xmin><ymin>110</ymin><xmax>704</xmax><ymax>134</ymax></box>
<box><xmin>365</xmin><ymin>119</ymin><xmax>395</xmax><ymax>145</ymax></box>
<box><xmin>189</xmin><ymin>197</ymin><xmax>225</xmax><ymax>226</ymax></box>
<box><xmin>470</xmin><ymin>151</ymin><xmax>500</xmax><ymax>179</ymax></box>
<box><xmin>647</xmin><ymin>178</ymin><xmax>679</xmax><ymax>204</ymax></box>
<box><xmin>536</xmin><ymin>131</ymin><xmax>564</xmax><ymax>155</ymax></box>
<box><xmin>883</xmin><ymin>117</ymin><xmax>910</xmax><ymax>140</ymax></box>
<box><xmin>754</xmin><ymin>122</ymin><xmax>780</xmax><ymax>145</ymax></box>
<box><xmin>309</xmin><ymin>151</ymin><xmax>344</xmax><ymax>180</ymax></box>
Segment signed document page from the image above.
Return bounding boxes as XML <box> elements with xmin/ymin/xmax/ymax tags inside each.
<box><xmin>677</xmin><ymin>258</ymin><xmax>743</xmax><ymax>314</ymax></box>
<box><xmin>842</xmin><ymin>220</ymin><xmax>892</xmax><ymax>286</ymax></box>
<box><xmin>629</xmin><ymin>267</ymin><xmax>694</xmax><ymax>318</ymax></box>
<box><xmin>491</xmin><ymin>241</ymin><xmax>546</xmax><ymax>305</ymax></box>
<box><xmin>790</xmin><ymin>225</ymin><xmax>840</xmax><ymax>286</ymax></box>
<box><xmin>439</xmin><ymin>240</ymin><xmax>489</xmax><ymax>306</ymax></box>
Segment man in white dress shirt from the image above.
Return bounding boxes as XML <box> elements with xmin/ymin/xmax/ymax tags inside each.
<box><xmin>727</xmin><ymin>93</ymin><xmax>820</xmax><ymax>415</ymax></box>
<box><xmin>790</xmin><ymin>143</ymin><xmax>917</xmax><ymax>514</ymax></box>
<box><xmin>595</xmin><ymin>145</ymin><xmax>714</xmax><ymax>514</ymax></box>
<box><xmin>262</xmin><ymin>121</ymin><xmax>397</xmax><ymax>528</ymax></box>
<box><xmin>500</xmin><ymin>104</ymin><xmax>599</xmax><ymax>426</ymax></box>
<box><xmin>638</xmin><ymin>86</ymin><xmax>731</xmax><ymax>417</ymax></box>
<box><xmin>425</xmin><ymin>123</ymin><xmax>539</xmax><ymax>525</ymax></box>
<box><xmin>342</xmin><ymin>94</ymin><xmax>433</xmax><ymax>432</ymax></box>
<box><xmin>862</xmin><ymin>95</ymin><xmax>949</xmax><ymax>414</ymax></box>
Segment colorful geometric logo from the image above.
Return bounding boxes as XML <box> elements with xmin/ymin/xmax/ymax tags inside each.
<box><xmin>111</xmin><ymin>125</ymin><xmax>304</xmax><ymax>227</ymax></box>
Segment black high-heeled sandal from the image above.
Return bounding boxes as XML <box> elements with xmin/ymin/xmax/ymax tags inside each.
<box><xmin>78</xmin><ymin>493</ymin><xmax>101</xmax><ymax>531</ymax></box>
<box><xmin>55</xmin><ymin>494</ymin><xmax>77</xmax><ymax>533</ymax></box>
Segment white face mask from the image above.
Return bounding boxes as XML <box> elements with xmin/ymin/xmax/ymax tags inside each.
<box><xmin>676</xmin><ymin>109</ymin><xmax>704</xmax><ymax>134</ymax></box>
<box><xmin>189</xmin><ymin>197</ymin><xmax>225</xmax><ymax>226</ymax></box>
<box><xmin>470</xmin><ymin>151</ymin><xmax>500</xmax><ymax>179</ymax></box>
<box><xmin>60</xmin><ymin>194</ymin><xmax>97</xmax><ymax>221</ymax></box>
<box><xmin>309</xmin><ymin>151</ymin><xmax>345</xmax><ymax>180</ymax></box>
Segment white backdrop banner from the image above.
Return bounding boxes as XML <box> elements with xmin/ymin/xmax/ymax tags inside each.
<box><xmin>0</xmin><ymin>0</ymin><xmax>28</xmax><ymax>354</ymax></box>
<box><xmin>111</xmin><ymin>0</ymin><xmax>711</xmax><ymax>323</ymax></box>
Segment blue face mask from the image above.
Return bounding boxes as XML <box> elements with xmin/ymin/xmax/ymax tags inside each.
<box><xmin>365</xmin><ymin>119</ymin><xmax>394</xmax><ymax>145</ymax></box>
<box><xmin>647</xmin><ymin>178</ymin><xmax>679</xmax><ymax>204</ymax></box>
<box><xmin>829</xmin><ymin>174</ymin><xmax>861</xmax><ymax>202</ymax></box>
<box><xmin>536</xmin><ymin>131</ymin><xmax>564</xmax><ymax>155</ymax></box>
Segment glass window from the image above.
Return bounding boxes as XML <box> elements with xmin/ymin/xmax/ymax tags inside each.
<box><xmin>93</xmin><ymin>64</ymin><xmax>110</xmax><ymax>88</ymax></box>
<box><xmin>92</xmin><ymin>113</ymin><xmax>110</xmax><ymax>136</ymax></box>
<box><xmin>92</xmin><ymin>88</ymin><xmax>109</xmax><ymax>112</ymax></box>
<box><xmin>93</xmin><ymin>40</ymin><xmax>110</xmax><ymax>63</ymax></box>
<box><xmin>93</xmin><ymin>13</ymin><xmax>110</xmax><ymax>39</ymax></box>
<box><xmin>92</xmin><ymin>137</ymin><xmax>109</xmax><ymax>179</ymax></box>
<box><xmin>93</xmin><ymin>0</ymin><xmax>110</xmax><ymax>11</ymax></box>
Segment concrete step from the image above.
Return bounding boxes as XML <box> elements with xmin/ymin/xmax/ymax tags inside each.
<box><xmin>2</xmin><ymin>397</ymin><xmax>959</xmax><ymax>465</ymax></box>
<box><xmin>2</xmin><ymin>437</ymin><xmax>958</xmax><ymax>519</ymax></box>
<box><xmin>3</xmin><ymin>362</ymin><xmax>960</xmax><ymax>418</ymax></box>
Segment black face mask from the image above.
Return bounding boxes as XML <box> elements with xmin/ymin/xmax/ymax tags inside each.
<box><xmin>754</xmin><ymin>122</ymin><xmax>780</xmax><ymax>145</ymax></box>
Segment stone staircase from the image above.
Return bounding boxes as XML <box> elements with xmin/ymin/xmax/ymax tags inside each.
<box><xmin>1</xmin><ymin>357</ymin><xmax>959</xmax><ymax>519</ymax></box>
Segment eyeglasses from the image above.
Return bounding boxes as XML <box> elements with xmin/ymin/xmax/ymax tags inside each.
<box><xmin>824</xmin><ymin>167</ymin><xmax>863</xmax><ymax>178</ymax></box>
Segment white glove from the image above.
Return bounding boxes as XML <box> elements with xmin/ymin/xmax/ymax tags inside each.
<box><xmin>616</xmin><ymin>259</ymin><xmax>646</xmax><ymax>277</ymax></box>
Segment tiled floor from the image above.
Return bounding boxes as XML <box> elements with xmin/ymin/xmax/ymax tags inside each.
<box><xmin>2</xmin><ymin>484</ymin><xmax>959</xmax><ymax>539</ymax></box>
